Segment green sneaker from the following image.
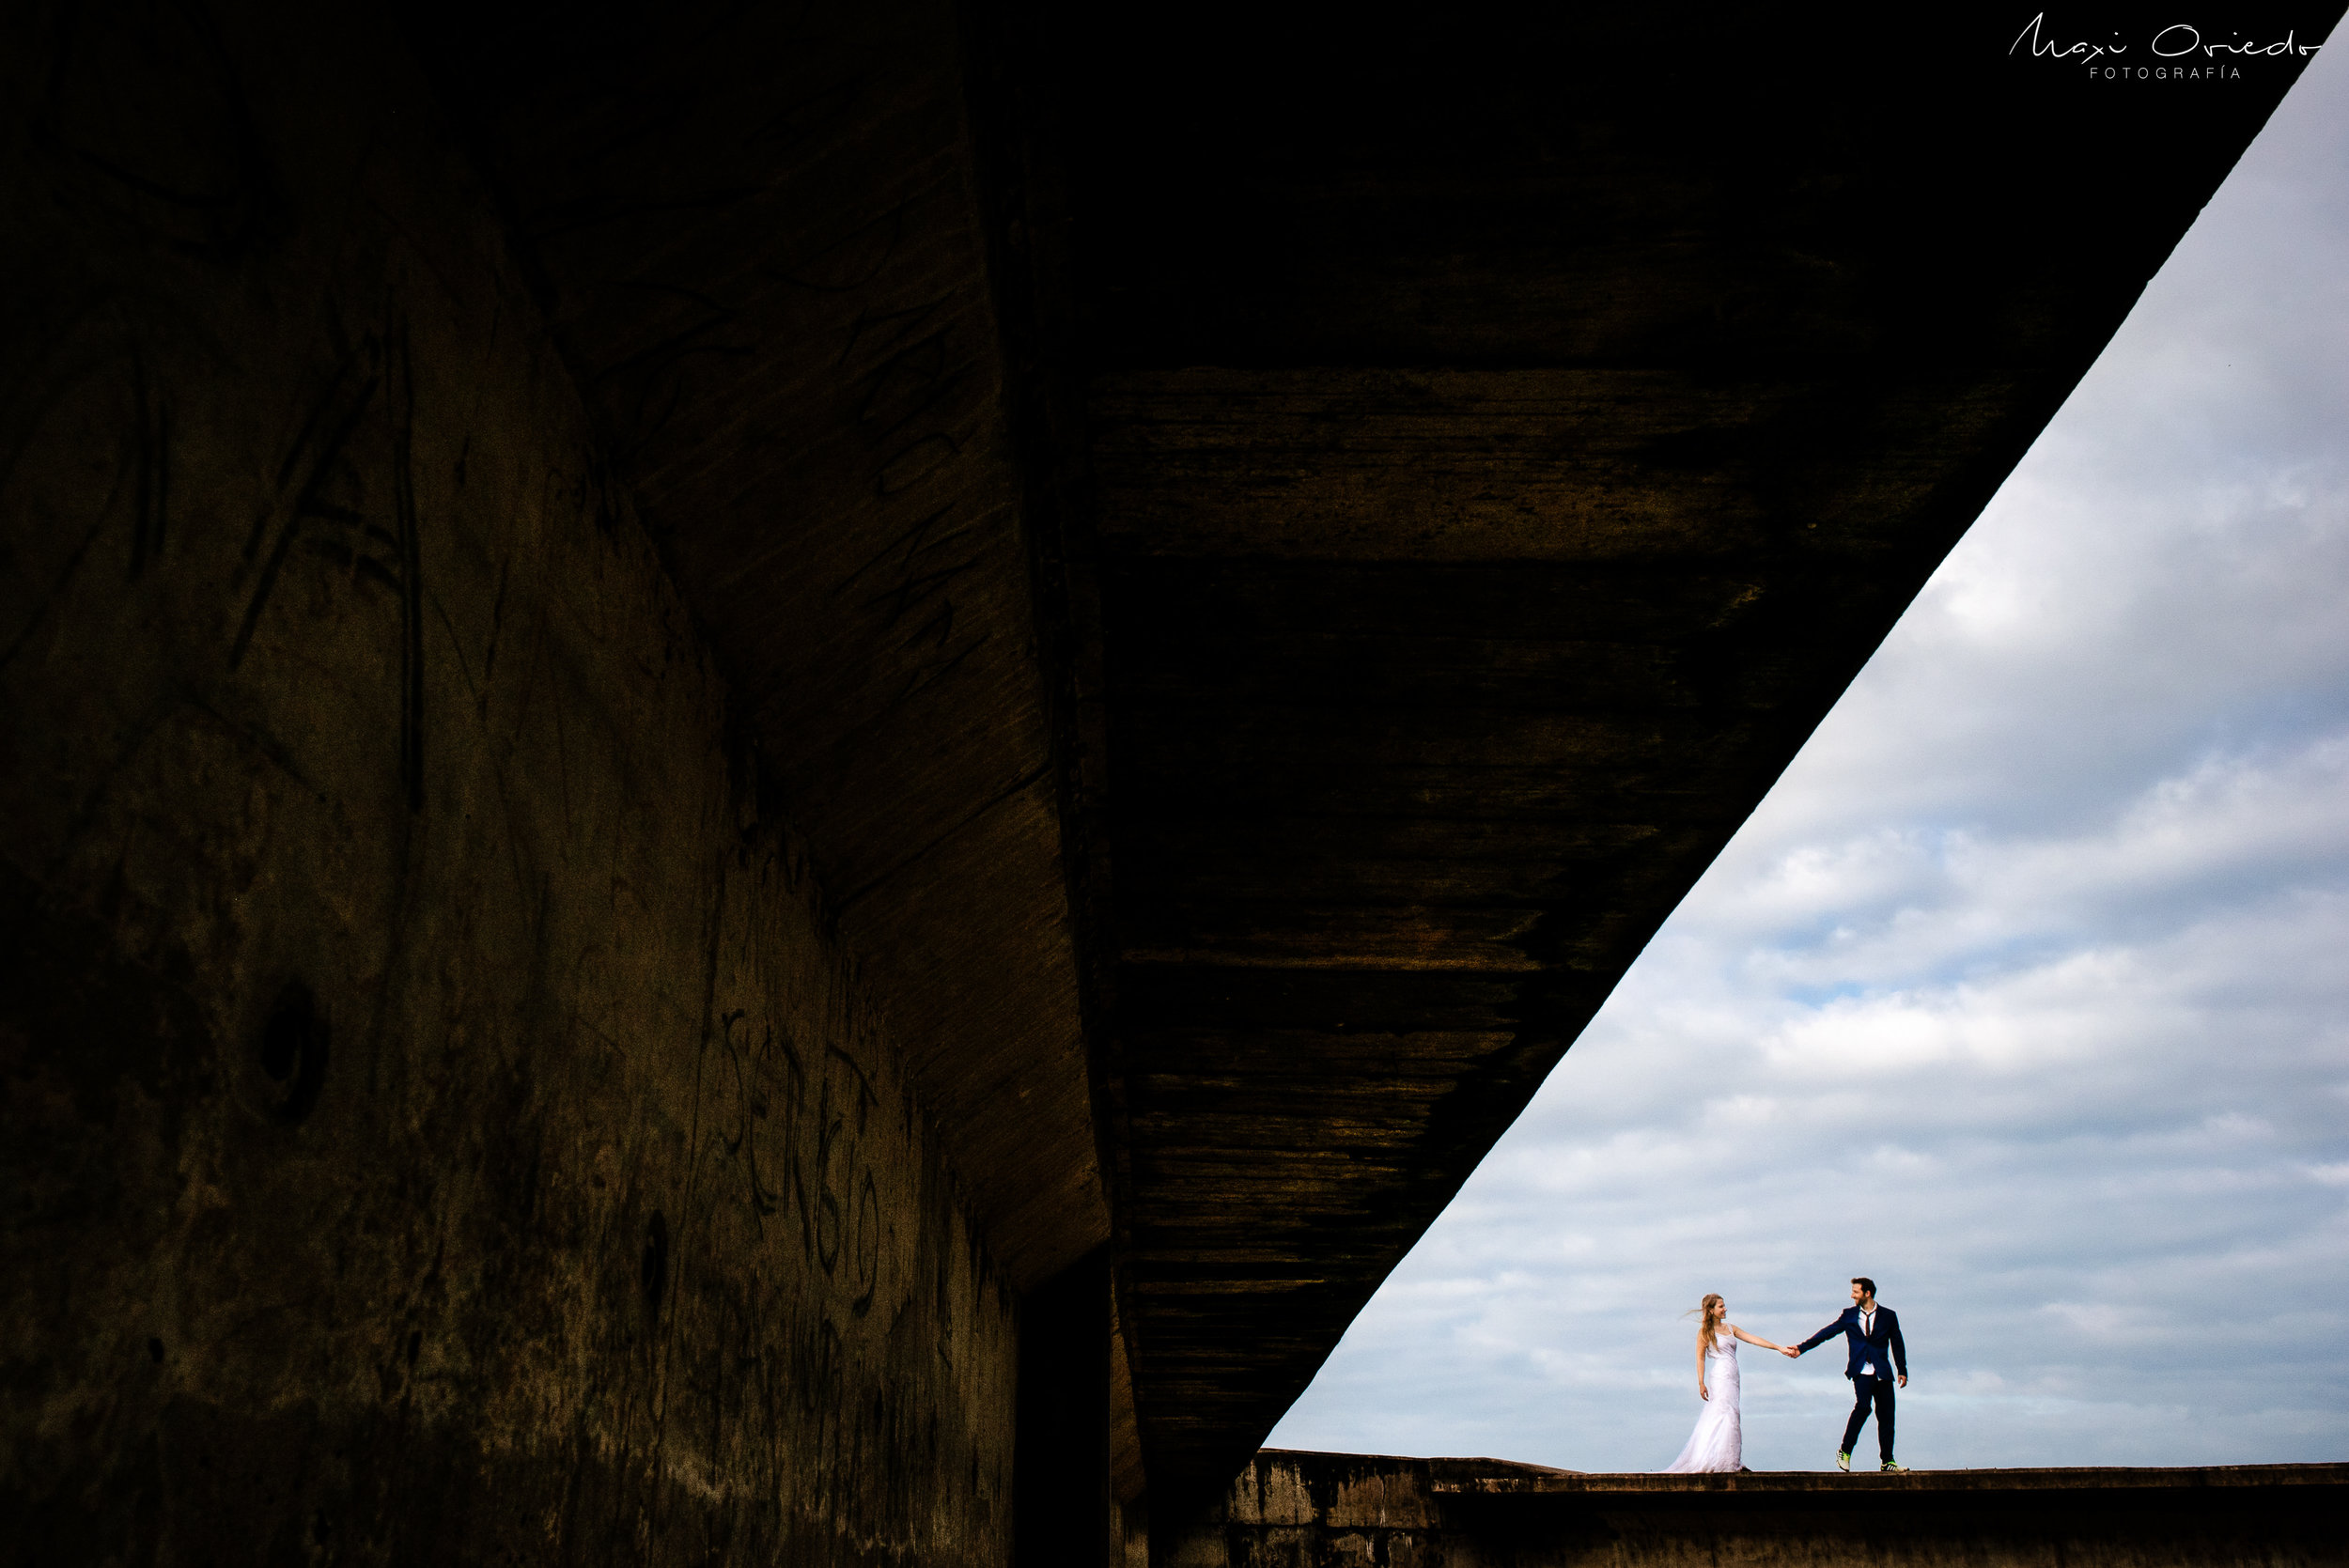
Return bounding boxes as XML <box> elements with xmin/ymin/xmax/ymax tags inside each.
<box><xmin>1835</xmin><ymin>1452</ymin><xmax>1851</xmax><ymax>1472</ymax></box>
<box><xmin>1881</xmin><ymin>1461</ymin><xmax>1907</xmax><ymax>1472</ymax></box>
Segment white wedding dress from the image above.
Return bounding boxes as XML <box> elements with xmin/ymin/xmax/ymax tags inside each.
<box><xmin>1662</xmin><ymin>1331</ymin><xmax>1741</xmax><ymax>1472</ymax></box>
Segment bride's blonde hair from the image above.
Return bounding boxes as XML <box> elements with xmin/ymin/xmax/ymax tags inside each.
<box><xmin>1685</xmin><ymin>1293</ymin><xmax>1726</xmax><ymax>1351</ymax></box>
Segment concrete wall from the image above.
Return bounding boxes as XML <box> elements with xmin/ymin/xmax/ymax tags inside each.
<box><xmin>0</xmin><ymin>5</ymin><xmax>1015</xmax><ymax>1562</ymax></box>
<box><xmin>1161</xmin><ymin>1452</ymin><xmax>2349</xmax><ymax>1568</ymax></box>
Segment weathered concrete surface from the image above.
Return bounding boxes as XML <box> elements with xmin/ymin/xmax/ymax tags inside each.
<box><xmin>1163</xmin><ymin>1452</ymin><xmax>2349</xmax><ymax>1568</ymax></box>
<box><xmin>416</xmin><ymin>0</ymin><xmax>1110</xmax><ymax>1299</ymax></box>
<box><xmin>0</xmin><ymin>5</ymin><xmax>1012</xmax><ymax>1561</ymax></box>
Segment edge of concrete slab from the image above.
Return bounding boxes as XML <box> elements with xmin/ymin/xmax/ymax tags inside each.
<box><xmin>1253</xmin><ymin>1452</ymin><xmax>2349</xmax><ymax>1496</ymax></box>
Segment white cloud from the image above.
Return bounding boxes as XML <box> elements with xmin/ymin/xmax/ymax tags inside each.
<box><xmin>1268</xmin><ymin>46</ymin><xmax>2349</xmax><ymax>1472</ymax></box>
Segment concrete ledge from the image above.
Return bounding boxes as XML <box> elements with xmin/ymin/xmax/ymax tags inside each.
<box><xmin>1159</xmin><ymin>1451</ymin><xmax>2349</xmax><ymax>1568</ymax></box>
<box><xmin>1422</xmin><ymin>1456</ymin><xmax>2349</xmax><ymax>1494</ymax></box>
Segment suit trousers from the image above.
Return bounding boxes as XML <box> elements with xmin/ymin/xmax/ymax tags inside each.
<box><xmin>1841</xmin><ymin>1374</ymin><xmax>1895</xmax><ymax>1462</ymax></box>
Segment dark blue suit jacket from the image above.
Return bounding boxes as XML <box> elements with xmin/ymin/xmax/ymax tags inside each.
<box><xmin>1797</xmin><ymin>1305</ymin><xmax>1906</xmax><ymax>1380</ymax></box>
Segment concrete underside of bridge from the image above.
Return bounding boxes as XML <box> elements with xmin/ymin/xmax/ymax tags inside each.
<box><xmin>0</xmin><ymin>2</ymin><xmax>2335</xmax><ymax>1563</ymax></box>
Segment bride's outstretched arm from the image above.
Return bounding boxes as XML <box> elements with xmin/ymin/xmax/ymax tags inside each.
<box><xmin>1728</xmin><ymin>1324</ymin><xmax>1788</xmax><ymax>1353</ymax></box>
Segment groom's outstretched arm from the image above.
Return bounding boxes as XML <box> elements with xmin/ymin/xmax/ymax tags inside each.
<box><xmin>1794</xmin><ymin>1317</ymin><xmax>1844</xmax><ymax>1354</ymax></box>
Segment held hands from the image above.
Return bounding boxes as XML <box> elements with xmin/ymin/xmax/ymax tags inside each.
<box><xmin>1781</xmin><ymin>1345</ymin><xmax>1800</xmax><ymax>1358</ymax></box>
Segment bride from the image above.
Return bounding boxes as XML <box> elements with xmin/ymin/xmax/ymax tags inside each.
<box><xmin>1663</xmin><ymin>1294</ymin><xmax>1795</xmax><ymax>1473</ymax></box>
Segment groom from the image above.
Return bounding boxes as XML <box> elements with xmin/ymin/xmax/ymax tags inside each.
<box><xmin>1784</xmin><ymin>1277</ymin><xmax>1907</xmax><ymax>1472</ymax></box>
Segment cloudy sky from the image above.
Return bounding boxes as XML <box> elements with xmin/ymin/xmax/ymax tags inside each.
<box><xmin>1267</xmin><ymin>52</ymin><xmax>2349</xmax><ymax>1472</ymax></box>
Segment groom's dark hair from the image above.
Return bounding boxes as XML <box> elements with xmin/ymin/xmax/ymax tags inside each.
<box><xmin>1852</xmin><ymin>1277</ymin><xmax>1876</xmax><ymax>1298</ymax></box>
